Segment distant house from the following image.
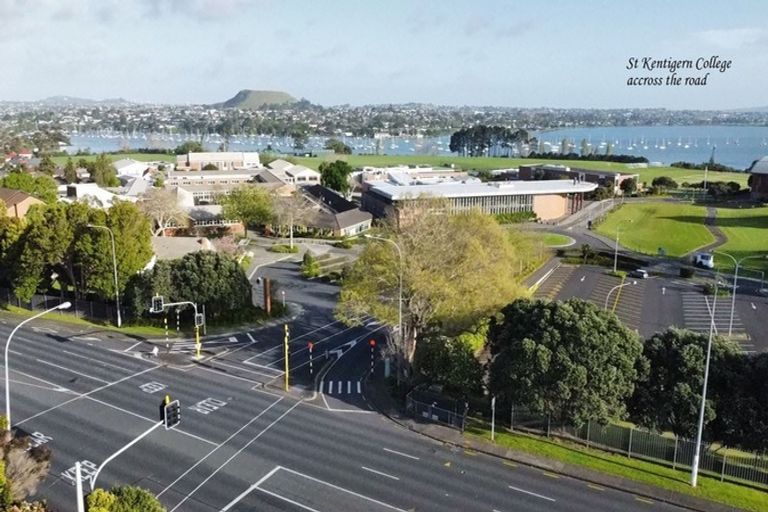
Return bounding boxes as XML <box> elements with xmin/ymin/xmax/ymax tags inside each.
<box><xmin>61</xmin><ymin>183</ymin><xmax>138</xmax><ymax>208</ymax></box>
<box><xmin>0</xmin><ymin>187</ymin><xmax>44</xmax><ymax>218</ymax></box>
<box><xmin>302</xmin><ymin>184</ymin><xmax>372</xmax><ymax>237</ymax></box>
<box><xmin>113</xmin><ymin>159</ymin><xmax>150</xmax><ymax>179</ymax></box>
<box><xmin>175</xmin><ymin>152</ymin><xmax>261</xmax><ymax>171</ymax></box>
<box><xmin>265</xmin><ymin>159</ymin><xmax>321</xmax><ymax>184</ymax></box>
<box><xmin>748</xmin><ymin>156</ymin><xmax>768</xmax><ymax>200</ymax></box>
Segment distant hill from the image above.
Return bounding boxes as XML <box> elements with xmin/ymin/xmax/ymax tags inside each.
<box><xmin>730</xmin><ymin>105</ymin><xmax>768</xmax><ymax>113</ymax></box>
<box><xmin>211</xmin><ymin>90</ymin><xmax>297</xmax><ymax>109</ymax></box>
<box><xmin>39</xmin><ymin>96</ymin><xmax>134</xmax><ymax>107</ymax></box>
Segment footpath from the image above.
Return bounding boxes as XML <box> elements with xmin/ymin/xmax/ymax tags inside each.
<box><xmin>364</xmin><ymin>377</ymin><xmax>744</xmax><ymax>512</ymax></box>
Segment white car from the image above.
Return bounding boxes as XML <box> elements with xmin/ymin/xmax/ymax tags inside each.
<box><xmin>693</xmin><ymin>253</ymin><xmax>714</xmax><ymax>269</ymax></box>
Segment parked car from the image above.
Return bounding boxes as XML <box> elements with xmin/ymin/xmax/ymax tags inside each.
<box><xmin>693</xmin><ymin>252</ymin><xmax>715</xmax><ymax>269</ymax></box>
<box><xmin>629</xmin><ymin>269</ymin><xmax>649</xmax><ymax>279</ymax></box>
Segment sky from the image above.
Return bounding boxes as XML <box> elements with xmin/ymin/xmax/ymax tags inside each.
<box><xmin>1</xmin><ymin>0</ymin><xmax>767</xmax><ymax>109</ymax></box>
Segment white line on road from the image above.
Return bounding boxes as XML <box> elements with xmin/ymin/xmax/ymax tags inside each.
<box><xmin>35</xmin><ymin>359</ymin><xmax>110</xmax><ymax>384</ymax></box>
<box><xmin>337</xmin><ymin>381</ymin><xmax>342</xmax><ymax>394</ymax></box>
<box><xmin>361</xmin><ymin>466</ymin><xmax>400</xmax><ymax>480</ymax></box>
<box><xmin>347</xmin><ymin>381</ymin><xmax>351</xmax><ymax>394</ymax></box>
<box><xmin>383</xmin><ymin>447</ymin><xmax>420</xmax><ymax>460</ymax></box>
<box><xmin>247</xmin><ymin>333</ymin><xmax>256</xmax><ymax>343</ymax></box>
<box><xmin>508</xmin><ymin>485</ymin><xmax>556</xmax><ymax>502</ymax></box>
<box><xmin>62</xmin><ymin>349</ymin><xmax>143</xmax><ymax>371</ymax></box>
<box><xmin>123</xmin><ymin>341</ymin><xmax>143</xmax><ymax>352</ymax></box>
<box><xmin>169</xmin><ymin>400</ymin><xmax>303</xmax><ymax>511</ymax></box>
<box><xmin>221</xmin><ymin>466</ymin><xmax>283</xmax><ymax>511</ymax></box>
<box><xmin>9</xmin><ymin>379</ymin><xmax>71</xmax><ymax>393</ymax></box>
<box><xmin>157</xmin><ymin>397</ymin><xmax>284</xmax><ymax>498</ymax></box>
<box><xmin>16</xmin><ymin>366</ymin><xmax>158</xmax><ymax>426</ymax></box>
<box><xmin>357</xmin><ymin>381</ymin><xmax>362</xmax><ymax>394</ymax></box>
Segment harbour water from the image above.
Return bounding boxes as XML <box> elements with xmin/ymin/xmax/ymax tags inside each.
<box><xmin>65</xmin><ymin>124</ymin><xmax>768</xmax><ymax>170</ymax></box>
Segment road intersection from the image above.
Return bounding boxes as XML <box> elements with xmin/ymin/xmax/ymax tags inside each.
<box><xmin>0</xmin><ymin>260</ymin><xmax>689</xmax><ymax>511</ymax></box>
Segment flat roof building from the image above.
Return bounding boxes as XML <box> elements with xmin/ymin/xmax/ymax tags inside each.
<box><xmin>518</xmin><ymin>164</ymin><xmax>638</xmax><ymax>194</ymax></box>
<box><xmin>176</xmin><ymin>152</ymin><xmax>261</xmax><ymax>171</ymax></box>
<box><xmin>361</xmin><ymin>177</ymin><xmax>597</xmax><ymax>223</ymax></box>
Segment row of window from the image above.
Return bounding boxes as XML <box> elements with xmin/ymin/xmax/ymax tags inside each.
<box><xmin>447</xmin><ymin>194</ymin><xmax>533</xmax><ymax>214</ymax></box>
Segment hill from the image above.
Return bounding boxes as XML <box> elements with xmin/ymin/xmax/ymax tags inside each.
<box><xmin>39</xmin><ymin>96</ymin><xmax>134</xmax><ymax>107</ymax></box>
<box><xmin>211</xmin><ymin>90</ymin><xmax>297</xmax><ymax>109</ymax></box>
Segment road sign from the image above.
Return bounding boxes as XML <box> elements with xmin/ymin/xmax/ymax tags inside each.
<box><xmin>163</xmin><ymin>400</ymin><xmax>181</xmax><ymax>430</ymax></box>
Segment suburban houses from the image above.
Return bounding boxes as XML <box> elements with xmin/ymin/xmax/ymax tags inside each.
<box><xmin>0</xmin><ymin>187</ymin><xmax>44</xmax><ymax>218</ymax></box>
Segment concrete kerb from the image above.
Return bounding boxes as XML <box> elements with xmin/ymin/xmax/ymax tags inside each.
<box><xmin>362</xmin><ymin>371</ymin><xmax>741</xmax><ymax>512</ymax></box>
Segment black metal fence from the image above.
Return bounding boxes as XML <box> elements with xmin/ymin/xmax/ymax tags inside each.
<box><xmin>0</xmin><ymin>287</ymin><xmax>120</xmax><ymax>324</ymax></box>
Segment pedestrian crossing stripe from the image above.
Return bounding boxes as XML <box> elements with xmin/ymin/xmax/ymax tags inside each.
<box><xmin>320</xmin><ymin>380</ymin><xmax>362</xmax><ymax>395</ymax></box>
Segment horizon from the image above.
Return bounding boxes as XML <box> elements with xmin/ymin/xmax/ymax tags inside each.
<box><xmin>1</xmin><ymin>0</ymin><xmax>766</xmax><ymax>109</ymax></box>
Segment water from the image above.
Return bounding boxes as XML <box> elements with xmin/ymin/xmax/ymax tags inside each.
<box><xmin>64</xmin><ymin>125</ymin><xmax>768</xmax><ymax>170</ymax></box>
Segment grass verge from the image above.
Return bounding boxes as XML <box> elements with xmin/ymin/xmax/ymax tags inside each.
<box><xmin>541</xmin><ymin>233</ymin><xmax>574</xmax><ymax>247</ymax></box>
<box><xmin>715</xmin><ymin>205</ymin><xmax>768</xmax><ymax>274</ymax></box>
<box><xmin>466</xmin><ymin>422</ymin><xmax>768</xmax><ymax>512</ymax></box>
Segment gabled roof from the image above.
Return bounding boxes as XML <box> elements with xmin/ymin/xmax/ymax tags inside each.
<box><xmin>748</xmin><ymin>156</ymin><xmax>768</xmax><ymax>175</ymax></box>
<box><xmin>0</xmin><ymin>187</ymin><xmax>34</xmax><ymax>206</ymax></box>
<box><xmin>303</xmin><ymin>184</ymin><xmax>357</xmax><ymax>213</ymax></box>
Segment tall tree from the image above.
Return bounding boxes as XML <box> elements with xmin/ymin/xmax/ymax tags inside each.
<box><xmin>174</xmin><ymin>141</ymin><xmax>204</xmax><ymax>154</ymax></box>
<box><xmin>271</xmin><ymin>191</ymin><xmax>317</xmax><ymax>248</ymax></box>
<box><xmin>337</xmin><ymin>207</ymin><xmax>530</xmax><ymax>377</ymax></box>
<box><xmin>1</xmin><ymin>171</ymin><xmax>57</xmax><ymax>204</ymax></box>
<box><xmin>63</xmin><ymin>157</ymin><xmax>78</xmax><ymax>184</ymax></box>
<box><xmin>324</xmin><ymin>138</ymin><xmax>352</xmax><ymax>154</ymax></box>
<box><xmin>221</xmin><ymin>185</ymin><xmax>273</xmax><ymax>229</ymax></box>
<box><xmin>488</xmin><ymin>298</ymin><xmax>643</xmax><ymax>427</ymax></box>
<box><xmin>140</xmin><ymin>188</ymin><xmax>188</xmax><ymax>236</ymax></box>
<box><xmin>37</xmin><ymin>155</ymin><xmax>55</xmax><ymax>175</ymax></box>
<box><xmin>318</xmin><ymin>160</ymin><xmax>353</xmax><ymax>195</ymax></box>
<box><xmin>629</xmin><ymin>328</ymin><xmax>740</xmax><ymax>438</ymax></box>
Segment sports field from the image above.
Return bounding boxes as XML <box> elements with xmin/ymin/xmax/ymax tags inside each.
<box><xmin>714</xmin><ymin>206</ymin><xmax>768</xmax><ymax>272</ymax></box>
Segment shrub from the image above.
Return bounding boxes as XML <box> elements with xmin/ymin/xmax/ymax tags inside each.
<box><xmin>494</xmin><ymin>211</ymin><xmax>536</xmax><ymax>224</ymax></box>
<box><xmin>301</xmin><ymin>251</ymin><xmax>321</xmax><ymax>278</ymax></box>
<box><xmin>609</xmin><ymin>270</ymin><xmax>627</xmax><ymax>278</ymax></box>
<box><xmin>268</xmin><ymin>244</ymin><xmax>299</xmax><ymax>253</ymax></box>
<box><xmin>703</xmin><ymin>283</ymin><xmax>731</xmax><ymax>296</ymax></box>
<box><xmin>4</xmin><ymin>444</ymin><xmax>51</xmax><ymax>502</ymax></box>
<box><xmin>332</xmin><ymin>239</ymin><xmax>354</xmax><ymax>249</ymax></box>
<box><xmin>680</xmin><ymin>267</ymin><xmax>695</xmax><ymax>278</ymax></box>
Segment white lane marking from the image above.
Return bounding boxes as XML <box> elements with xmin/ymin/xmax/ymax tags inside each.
<box><xmin>16</xmin><ymin>366</ymin><xmax>158</xmax><ymax>426</ymax></box>
<box><xmin>229</xmin><ymin>336</ymin><xmax>238</xmax><ymax>343</ymax></box>
<box><xmin>347</xmin><ymin>381</ymin><xmax>351</xmax><ymax>394</ymax></box>
<box><xmin>508</xmin><ymin>485</ymin><xmax>556</xmax><ymax>502</ymax></box>
<box><xmin>124</xmin><ymin>341</ymin><xmax>143</xmax><ymax>352</ymax></box>
<box><xmin>9</xmin><ymin>379</ymin><xmax>71</xmax><ymax>393</ymax></box>
<box><xmin>31</xmin><ymin>326</ymin><xmax>58</xmax><ymax>334</ymax></box>
<box><xmin>213</xmin><ymin>360</ymin><xmax>284</xmax><ymax>379</ymax></box>
<box><xmin>62</xmin><ymin>350</ymin><xmax>138</xmax><ymax>371</ymax></box>
<box><xmin>35</xmin><ymin>359</ymin><xmax>110</xmax><ymax>384</ymax></box>
<box><xmin>357</xmin><ymin>381</ymin><xmax>362</xmax><ymax>394</ymax></box>
<box><xmin>383</xmin><ymin>447</ymin><xmax>420</xmax><ymax>460</ymax></box>
<box><xmin>82</xmin><ymin>395</ymin><xmax>217</xmax><ymax>447</ymax></box>
<box><xmin>169</xmin><ymin>400</ymin><xmax>303</xmax><ymax>511</ymax></box>
<box><xmin>157</xmin><ymin>397</ymin><xmax>284</xmax><ymax>497</ymax></box>
<box><xmin>255</xmin><ymin>487</ymin><xmax>321</xmax><ymax>511</ymax></box>
<box><xmin>190</xmin><ymin>367</ymin><xmax>283</xmax><ymax>399</ymax></box>
<box><xmin>337</xmin><ymin>381</ymin><xmax>342</xmax><ymax>394</ymax></box>
<box><xmin>361</xmin><ymin>466</ymin><xmax>400</xmax><ymax>481</ymax></box>
<box><xmin>247</xmin><ymin>333</ymin><xmax>256</xmax><ymax>343</ymax></box>
<box><xmin>9</xmin><ymin>367</ymin><xmax>74</xmax><ymax>393</ymax></box>
<box><xmin>221</xmin><ymin>466</ymin><xmax>283</xmax><ymax>511</ymax></box>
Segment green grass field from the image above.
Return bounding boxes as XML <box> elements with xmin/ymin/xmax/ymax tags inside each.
<box><xmin>294</xmin><ymin>155</ymin><xmax>749</xmax><ymax>188</ymax></box>
<box><xmin>541</xmin><ymin>233</ymin><xmax>574</xmax><ymax>247</ymax></box>
<box><xmin>466</xmin><ymin>422</ymin><xmax>768</xmax><ymax>512</ymax></box>
<box><xmin>595</xmin><ymin>202</ymin><xmax>714</xmax><ymax>257</ymax></box>
<box><xmin>714</xmin><ymin>206</ymin><xmax>768</xmax><ymax>273</ymax></box>
<box><xmin>52</xmin><ymin>152</ymin><xmax>176</xmax><ymax>166</ymax></box>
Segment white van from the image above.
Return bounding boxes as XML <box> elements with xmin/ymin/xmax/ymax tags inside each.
<box><xmin>693</xmin><ymin>253</ymin><xmax>714</xmax><ymax>269</ymax></box>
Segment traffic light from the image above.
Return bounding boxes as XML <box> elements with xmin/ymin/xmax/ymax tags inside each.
<box><xmin>163</xmin><ymin>399</ymin><xmax>181</xmax><ymax>430</ymax></box>
<box><xmin>151</xmin><ymin>295</ymin><xmax>164</xmax><ymax>314</ymax></box>
<box><xmin>194</xmin><ymin>313</ymin><xmax>205</xmax><ymax>327</ymax></box>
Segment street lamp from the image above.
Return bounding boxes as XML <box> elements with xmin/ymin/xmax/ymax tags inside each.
<box><xmin>613</xmin><ymin>219</ymin><xmax>633</xmax><ymax>273</ymax></box>
<box><xmin>712</xmin><ymin>251</ymin><xmax>766</xmax><ymax>337</ymax></box>
<box><xmin>86</xmin><ymin>224</ymin><xmax>121</xmax><ymax>328</ymax></box>
<box><xmin>691</xmin><ymin>278</ymin><xmax>719</xmax><ymax>487</ymax></box>
<box><xmin>364</xmin><ymin>234</ymin><xmax>403</xmax><ymax>372</ymax></box>
<box><xmin>604</xmin><ymin>280</ymin><xmax>637</xmax><ymax>310</ymax></box>
<box><xmin>5</xmin><ymin>301</ymin><xmax>71</xmax><ymax>432</ymax></box>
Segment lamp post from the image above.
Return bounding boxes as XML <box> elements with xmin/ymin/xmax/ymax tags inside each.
<box><xmin>613</xmin><ymin>220</ymin><xmax>632</xmax><ymax>273</ymax></box>
<box><xmin>86</xmin><ymin>224</ymin><xmax>121</xmax><ymax>328</ymax></box>
<box><xmin>604</xmin><ymin>281</ymin><xmax>637</xmax><ymax>310</ymax></box>
<box><xmin>691</xmin><ymin>278</ymin><xmax>719</xmax><ymax>487</ymax></box>
<box><xmin>5</xmin><ymin>301</ymin><xmax>71</xmax><ymax>432</ymax></box>
<box><xmin>364</xmin><ymin>234</ymin><xmax>403</xmax><ymax>371</ymax></box>
<box><xmin>712</xmin><ymin>251</ymin><xmax>766</xmax><ymax>337</ymax></box>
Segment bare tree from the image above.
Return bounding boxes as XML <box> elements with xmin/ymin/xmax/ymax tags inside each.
<box><xmin>140</xmin><ymin>188</ymin><xmax>188</xmax><ymax>236</ymax></box>
<box><xmin>271</xmin><ymin>191</ymin><xmax>318</xmax><ymax>248</ymax></box>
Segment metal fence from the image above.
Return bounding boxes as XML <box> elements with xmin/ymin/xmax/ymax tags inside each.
<box><xmin>489</xmin><ymin>405</ymin><xmax>768</xmax><ymax>489</ymax></box>
<box><xmin>405</xmin><ymin>390</ymin><xmax>468</xmax><ymax>430</ymax></box>
<box><xmin>0</xmin><ymin>286</ymin><xmax>120</xmax><ymax>324</ymax></box>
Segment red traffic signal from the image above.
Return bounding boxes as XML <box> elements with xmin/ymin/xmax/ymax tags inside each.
<box><xmin>369</xmin><ymin>339</ymin><xmax>376</xmax><ymax>347</ymax></box>
<box><xmin>308</xmin><ymin>342</ymin><xmax>314</xmax><ymax>349</ymax></box>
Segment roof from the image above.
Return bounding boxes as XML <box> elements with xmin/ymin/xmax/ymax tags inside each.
<box><xmin>334</xmin><ymin>208</ymin><xmax>372</xmax><ymax>229</ymax></box>
<box><xmin>749</xmin><ymin>156</ymin><xmax>768</xmax><ymax>175</ymax></box>
<box><xmin>520</xmin><ymin>164</ymin><xmax>637</xmax><ymax>179</ymax></box>
<box><xmin>0</xmin><ymin>187</ymin><xmax>34</xmax><ymax>207</ymax></box>
<box><xmin>303</xmin><ymin>184</ymin><xmax>357</xmax><ymax>213</ymax></box>
<box><xmin>151</xmin><ymin>237</ymin><xmax>213</xmax><ymax>260</ymax></box>
<box><xmin>267</xmin><ymin>159</ymin><xmax>294</xmax><ymax>172</ymax></box>
<box><xmin>368</xmin><ymin>179</ymin><xmax>598</xmax><ymax>201</ymax></box>
<box><xmin>113</xmin><ymin>158</ymin><xmax>146</xmax><ymax>171</ymax></box>
<box><xmin>182</xmin><ymin>152</ymin><xmax>261</xmax><ymax>162</ymax></box>
<box><xmin>168</xmin><ymin>169</ymin><xmax>261</xmax><ymax>179</ymax></box>
<box><xmin>255</xmin><ymin>168</ymin><xmax>285</xmax><ymax>184</ymax></box>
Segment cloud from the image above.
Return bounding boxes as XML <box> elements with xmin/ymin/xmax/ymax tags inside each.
<box><xmin>696</xmin><ymin>27</ymin><xmax>768</xmax><ymax>50</ymax></box>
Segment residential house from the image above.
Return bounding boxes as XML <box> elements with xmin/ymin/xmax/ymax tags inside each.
<box><xmin>302</xmin><ymin>184</ymin><xmax>372</xmax><ymax>237</ymax></box>
<box><xmin>748</xmin><ymin>156</ymin><xmax>768</xmax><ymax>200</ymax></box>
<box><xmin>0</xmin><ymin>187</ymin><xmax>44</xmax><ymax>218</ymax></box>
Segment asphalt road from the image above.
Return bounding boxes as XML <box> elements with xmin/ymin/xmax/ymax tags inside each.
<box><xmin>0</xmin><ymin>260</ymin><xmax>687</xmax><ymax>511</ymax></box>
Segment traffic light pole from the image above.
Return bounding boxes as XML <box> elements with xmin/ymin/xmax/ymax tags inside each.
<box><xmin>89</xmin><ymin>420</ymin><xmax>164</xmax><ymax>491</ymax></box>
<box><xmin>151</xmin><ymin>297</ymin><xmax>204</xmax><ymax>359</ymax></box>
